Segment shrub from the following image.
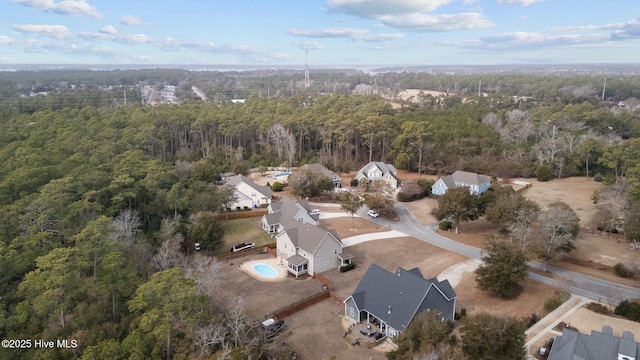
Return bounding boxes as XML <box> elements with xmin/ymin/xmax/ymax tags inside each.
<box><xmin>593</xmin><ymin>174</ymin><xmax>603</xmax><ymax>182</ymax></box>
<box><xmin>455</xmin><ymin>307</ymin><xmax>467</xmax><ymax>320</ymax></box>
<box><xmin>544</xmin><ymin>291</ymin><xmax>570</xmax><ymax>313</ymax></box>
<box><xmin>271</xmin><ymin>181</ymin><xmax>284</xmax><ymax>192</ymax></box>
<box><xmin>615</xmin><ymin>300</ymin><xmax>640</xmax><ymax>321</ymax></box>
<box><xmin>340</xmin><ymin>263</ymin><xmax>355</xmax><ymax>272</ymax></box>
<box><xmin>536</xmin><ymin>165</ymin><xmax>552</xmax><ymax>182</ymax></box>
<box><xmin>243</xmin><ymin>206</ymin><xmax>249</xmax><ymax>210</ymax></box>
<box><xmin>614</xmin><ymin>263</ymin><xmax>634</xmax><ymax>278</ymax></box>
<box><xmin>439</xmin><ymin>221</ymin><xmax>452</xmax><ymax>231</ymax></box>
<box><xmin>397</xmin><ymin>182</ymin><xmax>426</xmax><ymax>202</ymax></box>
<box><xmin>350</xmin><ymin>179</ymin><xmax>359</xmax><ymax>187</ymax></box>
<box><xmin>235</xmin><ymin>206</ymin><xmax>241</xmax><ymax>211</ymax></box>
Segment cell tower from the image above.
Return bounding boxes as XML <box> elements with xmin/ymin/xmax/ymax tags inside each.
<box><xmin>304</xmin><ymin>50</ymin><xmax>310</xmax><ymax>88</ymax></box>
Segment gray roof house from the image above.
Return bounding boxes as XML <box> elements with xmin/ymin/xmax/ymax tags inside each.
<box><xmin>300</xmin><ymin>163</ymin><xmax>341</xmax><ymax>187</ymax></box>
<box><xmin>226</xmin><ymin>174</ymin><xmax>272</xmax><ymax>209</ymax></box>
<box><xmin>355</xmin><ymin>162</ymin><xmax>399</xmax><ymax>189</ymax></box>
<box><xmin>548</xmin><ymin>325</ymin><xmax>640</xmax><ymax>360</ymax></box>
<box><xmin>275</xmin><ymin>221</ymin><xmax>349</xmax><ymax>277</ymax></box>
<box><xmin>344</xmin><ymin>264</ymin><xmax>456</xmax><ymax>338</ymax></box>
<box><xmin>431</xmin><ymin>170</ymin><xmax>491</xmax><ymax>196</ymax></box>
<box><xmin>261</xmin><ymin>197</ymin><xmax>319</xmax><ymax>233</ymax></box>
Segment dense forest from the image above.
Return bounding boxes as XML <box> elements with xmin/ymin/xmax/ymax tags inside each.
<box><xmin>1</xmin><ymin>69</ymin><xmax>640</xmax><ymax>359</ymax></box>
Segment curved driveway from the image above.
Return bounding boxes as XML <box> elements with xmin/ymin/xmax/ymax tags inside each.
<box><xmin>357</xmin><ymin>204</ymin><xmax>640</xmax><ymax>305</ymax></box>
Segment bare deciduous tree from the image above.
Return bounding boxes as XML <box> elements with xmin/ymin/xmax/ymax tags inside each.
<box><xmin>152</xmin><ymin>216</ymin><xmax>186</xmax><ymax>271</ymax></box>
<box><xmin>112</xmin><ymin>208</ymin><xmax>141</xmax><ymax>244</ymax></box>
<box><xmin>193</xmin><ymin>323</ymin><xmax>226</xmax><ymax>358</ymax></box>
<box><xmin>226</xmin><ymin>296</ymin><xmax>249</xmax><ymax>347</ymax></box>
<box><xmin>268</xmin><ymin>123</ymin><xmax>297</xmax><ymax>165</ymax></box>
<box><xmin>535</xmin><ymin>202</ymin><xmax>580</xmax><ymax>271</ymax></box>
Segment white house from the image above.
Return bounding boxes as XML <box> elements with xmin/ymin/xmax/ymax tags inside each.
<box><xmin>355</xmin><ymin>162</ymin><xmax>399</xmax><ymax>189</ymax></box>
<box><xmin>431</xmin><ymin>170</ymin><xmax>491</xmax><ymax>196</ymax></box>
<box><xmin>226</xmin><ymin>174</ymin><xmax>272</xmax><ymax>209</ymax></box>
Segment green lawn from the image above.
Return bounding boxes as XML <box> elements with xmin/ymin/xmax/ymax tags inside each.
<box><xmin>218</xmin><ymin>217</ymin><xmax>274</xmax><ymax>254</ymax></box>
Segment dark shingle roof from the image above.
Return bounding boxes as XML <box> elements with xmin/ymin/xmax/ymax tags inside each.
<box><xmin>349</xmin><ymin>264</ymin><xmax>456</xmax><ymax>332</ymax></box>
<box><xmin>549</xmin><ymin>326</ymin><xmax>640</xmax><ymax>360</ymax></box>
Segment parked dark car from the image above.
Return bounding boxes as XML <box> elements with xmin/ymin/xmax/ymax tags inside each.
<box><xmin>230</xmin><ymin>242</ymin><xmax>255</xmax><ymax>252</ymax></box>
<box><xmin>262</xmin><ymin>318</ymin><xmax>285</xmax><ymax>339</ymax></box>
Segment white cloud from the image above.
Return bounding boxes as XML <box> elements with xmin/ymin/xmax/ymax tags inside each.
<box><xmin>292</xmin><ymin>41</ymin><xmax>324</xmax><ymax>50</ymax></box>
<box><xmin>99</xmin><ymin>25</ymin><xmax>117</xmax><ymax>35</ymax></box>
<box><xmin>466</xmin><ymin>31</ymin><xmax>611</xmax><ymax>51</ymax></box>
<box><xmin>496</xmin><ymin>0</ymin><xmax>542</xmax><ymax>6</ymax></box>
<box><xmin>11</xmin><ymin>0</ymin><xmax>103</xmax><ymax>19</ymax></box>
<box><xmin>288</xmin><ymin>27</ymin><xmax>369</xmax><ymax>38</ymax></box>
<box><xmin>288</xmin><ymin>26</ymin><xmax>404</xmax><ymax>42</ymax></box>
<box><xmin>12</xmin><ymin>24</ymin><xmax>73</xmax><ymax>39</ymax></box>
<box><xmin>379</xmin><ymin>12</ymin><xmax>493</xmax><ymax>32</ymax></box>
<box><xmin>327</xmin><ymin>0</ymin><xmax>453</xmax><ymax>17</ymax></box>
<box><xmin>120</xmin><ymin>14</ymin><xmax>149</xmax><ymax>26</ymax></box>
<box><xmin>0</xmin><ymin>36</ymin><xmax>14</xmax><ymax>45</ymax></box>
<box><xmin>115</xmin><ymin>34</ymin><xmax>153</xmax><ymax>44</ymax></box>
<box><xmin>326</xmin><ymin>0</ymin><xmax>493</xmax><ymax>33</ymax></box>
<box><xmin>360</xmin><ymin>33</ymin><xmax>405</xmax><ymax>41</ymax></box>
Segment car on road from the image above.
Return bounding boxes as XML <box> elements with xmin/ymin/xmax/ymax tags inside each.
<box><xmin>367</xmin><ymin>209</ymin><xmax>379</xmax><ymax>218</ymax></box>
<box><xmin>230</xmin><ymin>242</ymin><xmax>255</xmax><ymax>252</ymax></box>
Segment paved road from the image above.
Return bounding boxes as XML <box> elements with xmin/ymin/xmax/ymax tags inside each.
<box><xmin>357</xmin><ymin>204</ymin><xmax>640</xmax><ymax>305</ymax></box>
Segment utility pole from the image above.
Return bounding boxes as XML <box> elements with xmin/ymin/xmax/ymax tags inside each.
<box><xmin>602</xmin><ymin>77</ymin><xmax>607</xmax><ymax>100</ymax></box>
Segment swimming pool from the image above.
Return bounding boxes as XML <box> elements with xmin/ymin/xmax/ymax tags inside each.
<box><xmin>272</xmin><ymin>172</ymin><xmax>291</xmax><ymax>178</ymax></box>
<box><xmin>253</xmin><ymin>263</ymin><xmax>278</xmax><ymax>278</ymax></box>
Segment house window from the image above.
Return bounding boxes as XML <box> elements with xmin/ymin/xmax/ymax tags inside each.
<box><xmin>334</xmin><ymin>248</ymin><xmax>338</xmax><ymax>254</ymax></box>
<box><xmin>284</xmin><ymin>243</ymin><xmax>287</xmax><ymax>249</ymax></box>
<box><xmin>251</xmin><ymin>192</ymin><xmax>256</xmax><ymax>197</ymax></box>
<box><xmin>349</xmin><ymin>307</ymin><xmax>354</xmax><ymax>317</ymax></box>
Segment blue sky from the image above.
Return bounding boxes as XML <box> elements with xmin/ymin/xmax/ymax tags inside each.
<box><xmin>0</xmin><ymin>0</ymin><xmax>638</xmax><ymax>65</ymax></box>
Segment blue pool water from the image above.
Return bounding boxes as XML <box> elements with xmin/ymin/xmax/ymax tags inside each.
<box><xmin>253</xmin><ymin>263</ymin><xmax>278</xmax><ymax>278</ymax></box>
<box><xmin>273</xmin><ymin>172</ymin><xmax>291</xmax><ymax>178</ymax></box>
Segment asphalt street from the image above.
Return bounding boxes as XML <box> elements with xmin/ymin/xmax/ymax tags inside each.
<box><xmin>357</xmin><ymin>204</ymin><xmax>640</xmax><ymax>305</ymax></box>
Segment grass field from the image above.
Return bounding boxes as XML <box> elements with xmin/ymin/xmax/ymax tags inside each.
<box><xmin>217</xmin><ymin>217</ymin><xmax>274</xmax><ymax>254</ymax></box>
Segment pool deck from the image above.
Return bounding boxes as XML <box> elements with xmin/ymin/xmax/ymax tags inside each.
<box><xmin>240</xmin><ymin>256</ymin><xmax>288</xmax><ymax>282</ymax></box>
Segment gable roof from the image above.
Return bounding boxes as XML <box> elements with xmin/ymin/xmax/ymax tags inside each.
<box><xmin>280</xmin><ymin>223</ymin><xmax>342</xmax><ymax>254</ymax></box>
<box><xmin>450</xmin><ymin>170</ymin><xmax>490</xmax><ymax>186</ymax></box>
<box><xmin>263</xmin><ymin>197</ymin><xmax>318</xmax><ymax>228</ymax></box>
<box><xmin>226</xmin><ymin>174</ymin><xmax>272</xmax><ymax>199</ymax></box>
<box><xmin>349</xmin><ymin>264</ymin><xmax>456</xmax><ymax>332</ymax></box>
<box><xmin>549</xmin><ymin>326</ymin><xmax>640</xmax><ymax>360</ymax></box>
<box><xmin>301</xmin><ymin>163</ymin><xmax>339</xmax><ymax>180</ymax></box>
<box><xmin>356</xmin><ymin>162</ymin><xmax>398</xmax><ymax>182</ymax></box>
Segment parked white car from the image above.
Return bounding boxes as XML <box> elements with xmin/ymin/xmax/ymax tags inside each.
<box><xmin>367</xmin><ymin>209</ymin><xmax>379</xmax><ymax>218</ymax></box>
<box><xmin>310</xmin><ymin>209</ymin><xmax>320</xmax><ymax>215</ymax></box>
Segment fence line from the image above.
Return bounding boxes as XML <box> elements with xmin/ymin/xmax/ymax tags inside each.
<box><xmin>581</xmin><ymin>227</ymin><xmax>626</xmax><ymax>241</ymax></box>
<box><xmin>270</xmin><ymin>291</ymin><xmax>330</xmax><ymax>319</ymax></box>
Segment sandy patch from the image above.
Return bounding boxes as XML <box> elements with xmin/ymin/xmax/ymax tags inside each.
<box><xmin>518</xmin><ymin>177</ymin><xmax>602</xmax><ymax>226</ymax></box>
<box><xmin>240</xmin><ymin>257</ymin><xmax>288</xmax><ymax>282</ymax></box>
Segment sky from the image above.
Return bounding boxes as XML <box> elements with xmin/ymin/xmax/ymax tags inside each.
<box><xmin>0</xmin><ymin>0</ymin><xmax>639</xmax><ymax>65</ymax></box>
